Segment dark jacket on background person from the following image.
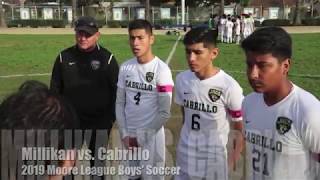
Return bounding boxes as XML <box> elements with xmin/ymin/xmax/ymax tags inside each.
<box><xmin>50</xmin><ymin>44</ymin><xmax>119</xmax><ymax>130</ymax></box>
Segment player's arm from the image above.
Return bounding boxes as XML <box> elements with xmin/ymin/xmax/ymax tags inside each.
<box><xmin>174</xmin><ymin>73</ymin><xmax>184</xmax><ymax>124</ymax></box>
<box><xmin>142</xmin><ymin>68</ymin><xmax>174</xmax><ymax>132</ymax></box>
<box><xmin>299</xmin><ymin>102</ymin><xmax>320</xmax><ymax>154</ymax></box>
<box><xmin>50</xmin><ymin>54</ymin><xmax>63</xmax><ymax>94</ymax></box>
<box><xmin>230</xmin><ymin>120</ymin><xmax>244</xmax><ymax>160</ymax></box>
<box><xmin>115</xmin><ymin>66</ymin><xmax>134</xmax><ymax>147</ymax></box>
<box><xmin>180</xmin><ymin>107</ymin><xmax>185</xmax><ymax>124</ymax></box>
<box><xmin>299</xmin><ymin>102</ymin><xmax>320</xmax><ymax>173</ymax></box>
<box><xmin>146</xmin><ymin>93</ymin><xmax>172</xmax><ymax>130</ymax></box>
<box><xmin>116</xmin><ymin>87</ymin><xmax>138</xmax><ymax>148</ymax></box>
<box><xmin>137</xmin><ymin>91</ymin><xmax>173</xmax><ymax>147</ymax></box>
<box><xmin>226</xmin><ymin>83</ymin><xmax>245</xmax><ymax>169</ymax></box>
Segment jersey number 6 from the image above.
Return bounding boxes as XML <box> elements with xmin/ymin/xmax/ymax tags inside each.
<box><xmin>191</xmin><ymin>114</ymin><xmax>200</xmax><ymax>130</ymax></box>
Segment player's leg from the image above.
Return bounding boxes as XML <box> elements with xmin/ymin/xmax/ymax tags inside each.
<box><xmin>243</xmin><ymin>30</ymin><xmax>247</xmax><ymax>39</ymax></box>
<box><xmin>221</xmin><ymin>27</ymin><xmax>225</xmax><ymax>43</ymax></box>
<box><xmin>224</xmin><ymin>30</ymin><xmax>228</xmax><ymax>43</ymax></box>
<box><xmin>316</xmin><ymin>161</ymin><xmax>320</xmax><ymax>179</ymax></box>
<box><xmin>228</xmin><ymin>34</ymin><xmax>232</xmax><ymax>43</ymax></box>
<box><xmin>175</xmin><ymin>170</ymin><xmax>204</xmax><ymax>180</ymax></box>
<box><xmin>236</xmin><ymin>34</ymin><xmax>240</xmax><ymax>44</ymax></box>
<box><xmin>226</xmin><ymin>34</ymin><xmax>229</xmax><ymax>43</ymax></box>
<box><xmin>118</xmin><ymin>139</ymin><xmax>142</xmax><ymax>180</ymax></box>
<box><xmin>139</xmin><ymin>127</ymin><xmax>165</xmax><ymax>180</ymax></box>
<box><xmin>218</xmin><ymin>25</ymin><xmax>221</xmax><ymax>41</ymax></box>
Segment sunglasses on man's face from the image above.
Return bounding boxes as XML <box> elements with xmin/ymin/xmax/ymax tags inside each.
<box><xmin>76</xmin><ymin>31</ymin><xmax>94</xmax><ymax>38</ymax></box>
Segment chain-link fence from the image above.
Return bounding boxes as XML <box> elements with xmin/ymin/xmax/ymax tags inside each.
<box><xmin>5</xmin><ymin>6</ymin><xmax>72</xmax><ymax>22</ymax></box>
<box><xmin>2</xmin><ymin>3</ymin><xmax>309</xmax><ymax>28</ymax></box>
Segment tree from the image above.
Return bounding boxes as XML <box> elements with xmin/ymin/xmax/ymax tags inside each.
<box><xmin>175</xmin><ymin>0</ymin><xmax>240</xmax><ymax>7</ymax></box>
<box><xmin>72</xmin><ymin>0</ymin><xmax>76</xmax><ymax>25</ymax></box>
<box><xmin>240</xmin><ymin>0</ymin><xmax>250</xmax><ymax>6</ymax></box>
<box><xmin>310</xmin><ymin>0</ymin><xmax>319</xmax><ymax>17</ymax></box>
<box><xmin>138</xmin><ymin>0</ymin><xmax>169</xmax><ymax>20</ymax></box>
<box><xmin>0</xmin><ymin>0</ymin><xmax>6</xmax><ymax>27</ymax></box>
<box><xmin>136</xmin><ymin>0</ymin><xmax>171</xmax><ymax>8</ymax></box>
<box><xmin>137</xmin><ymin>0</ymin><xmax>173</xmax><ymax>21</ymax></box>
<box><xmin>293</xmin><ymin>0</ymin><xmax>302</xmax><ymax>25</ymax></box>
<box><xmin>220</xmin><ymin>0</ymin><xmax>224</xmax><ymax>15</ymax></box>
<box><xmin>145</xmin><ymin>0</ymin><xmax>150</xmax><ymax>21</ymax></box>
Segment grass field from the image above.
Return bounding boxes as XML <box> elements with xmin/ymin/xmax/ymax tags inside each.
<box><xmin>1</xmin><ymin>33</ymin><xmax>320</xmax><ymax>99</ymax></box>
<box><xmin>1</xmin><ymin>33</ymin><xmax>320</xmax><ymax>179</ymax></box>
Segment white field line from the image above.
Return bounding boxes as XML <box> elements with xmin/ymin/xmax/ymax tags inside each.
<box><xmin>171</xmin><ymin>69</ymin><xmax>320</xmax><ymax>78</ymax></box>
<box><xmin>1</xmin><ymin>70</ymin><xmax>320</xmax><ymax>79</ymax></box>
<box><xmin>0</xmin><ymin>35</ymin><xmax>182</xmax><ymax>79</ymax></box>
<box><xmin>0</xmin><ymin>73</ymin><xmax>51</xmax><ymax>78</ymax></box>
<box><xmin>165</xmin><ymin>35</ymin><xmax>182</xmax><ymax>64</ymax></box>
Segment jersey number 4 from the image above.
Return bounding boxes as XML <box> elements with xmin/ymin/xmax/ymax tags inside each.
<box><xmin>134</xmin><ymin>92</ymin><xmax>141</xmax><ymax>105</ymax></box>
<box><xmin>191</xmin><ymin>114</ymin><xmax>200</xmax><ymax>130</ymax></box>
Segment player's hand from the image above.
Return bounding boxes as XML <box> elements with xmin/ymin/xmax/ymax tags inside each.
<box><xmin>228</xmin><ymin>150</ymin><xmax>238</xmax><ymax>170</ymax></box>
<box><xmin>312</xmin><ymin>153</ymin><xmax>320</xmax><ymax>162</ymax></box>
<box><xmin>122</xmin><ymin>136</ymin><xmax>139</xmax><ymax>149</ymax></box>
<box><xmin>228</xmin><ymin>130</ymin><xmax>244</xmax><ymax>170</ymax></box>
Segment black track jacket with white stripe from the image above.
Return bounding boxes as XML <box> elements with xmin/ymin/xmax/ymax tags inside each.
<box><xmin>50</xmin><ymin>44</ymin><xmax>119</xmax><ymax>129</ymax></box>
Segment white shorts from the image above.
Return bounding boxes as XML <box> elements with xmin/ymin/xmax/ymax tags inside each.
<box><xmin>120</xmin><ymin>127</ymin><xmax>165</xmax><ymax>180</ymax></box>
<box><xmin>175</xmin><ymin>136</ymin><xmax>228</xmax><ymax>180</ymax></box>
<box><xmin>175</xmin><ymin>170</ymin><xmax>204</xmax><ymax>180</ymax></box>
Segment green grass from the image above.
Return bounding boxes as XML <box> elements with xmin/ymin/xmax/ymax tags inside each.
<box><xmin>0</xmin><ymin>34</ymin><xmax>177</xmax><ymax>99</ymax></box>
<box><xmin>0</xmin><ymin>34</ymin><xmax>177</xmax><ymax>75</ymax></box>
<box><xmin>1</xmin><ymin>34</ymin><xmax>320</xmax><ymax>98</ymax></box>
<box><xmin>1</xmin><ymin>33</ymin><xmax>320</xmax><ymax>179</ymax></box>
<box><xmin>171</xmin><ymin>33</ymin><xmax>320</xmax><ymax>97</ymax></box>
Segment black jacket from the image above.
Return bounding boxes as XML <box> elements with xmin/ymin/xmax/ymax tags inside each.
<box><xmin>50</xmin><ymin>44</ymin><xmax>119</xmax><ymax>129</ymax></box>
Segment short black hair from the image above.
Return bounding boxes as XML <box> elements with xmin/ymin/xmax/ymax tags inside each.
<box><xmin>128</xmin><ymin>19</ymin><xmax>153</xmax><ymax>35</ymax></box>
<box><xmin>0</xmin><ymin>80</ymin><xmax>77</xmax><ymax>129</ymax></box>
<box><xmin>0</xmin><ymin>80</ymin><xmax>78</xmax><ymax>148</ymax></box>
<box><xmin>241</xmin><ymin>27</ymin><xmax>292</xmax><ymax>61</ymax></box>
<box><xmin>183</xmin><ymin>27</ymin><xmax>218</xmax><ymax>48</ymax></box>
<box><xmin>18</xmin><ymin>80</ymin><xmax>48</xmax><ymax>92</ymax></box>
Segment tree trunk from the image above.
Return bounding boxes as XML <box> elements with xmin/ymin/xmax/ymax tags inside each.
<box><xmin>0</xmin><ymin>0</ymin><xmax>7</xmax><ymax>27</ymax></box>
<box><xmin>311</xmin><ymin>0</ymin><xmax>314</xmax><ymax>17</ymax></box>
<box><xmin>145</xmin><ymin>0</ymin><xmax>150</xmax><ymax>21</ymax></box>
<box><xmin>282</xmin><ymin>0</ymin><xmax>286</xmax><ymax>19</ymax></box>
<box><xmin>293</xmin><ymin>0</ymin><xmax>302</xmax><ymax>25</ymax></box>
<box><xmin>220</xmin><ymin>0</ymin><xmax>224</xmax><ymax>15</ymax></box>
<box><xmin>72</xmin><ymin>0</ymin><xmax>77</xmax><ymax>26</ymax></box>
<box><xmin>58</xmin><ymin>0</ymin><xmax>63</xmax><ymax>20</ymax></box>
<box><xmin>109</xmin><ymin>1</ymin><xmax>114</xmax><ymax>23</ymax></box>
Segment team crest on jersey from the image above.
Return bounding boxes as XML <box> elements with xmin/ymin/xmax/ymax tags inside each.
<box><xmin>208</xmin><ymin>88</ymin><xmax>222</xmax><ymax>102</ymax></box>
<box><xmin>91</xmin><ymin>60</ymin><xmax>100</xmax><ymax>70</ymax></box>
<box><xmin>276</xmin><ymin>117</ymin><xmax>292</xmax><ymax>135</ymax></box>
<box><xmin>146</xmin><ymin>72</ymin><xmax>154</xmax><ymax>82</ymax></box>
